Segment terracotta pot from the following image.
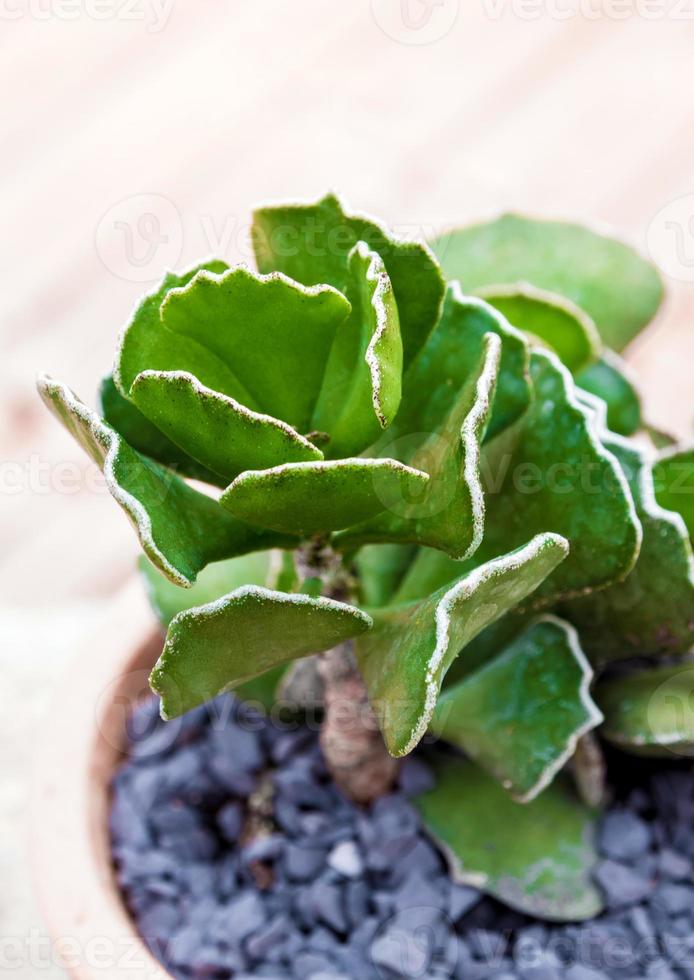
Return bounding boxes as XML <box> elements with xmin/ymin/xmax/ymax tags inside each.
<box><xmin>30</xmin><ymin>581</ymin><xmax>173</xmax><ymax>979</ymax></box>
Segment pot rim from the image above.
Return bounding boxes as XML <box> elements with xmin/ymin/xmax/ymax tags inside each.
<box><xmin>29</xmin><ymin>579</ymin><xmax>172</xmax><ymax>980</ymax></box>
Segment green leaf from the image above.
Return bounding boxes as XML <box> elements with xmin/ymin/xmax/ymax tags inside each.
<box><xmin>414</xmin><ymin>755</ymin><xmax>603</xmax><ymax>921</ymax></box>
<box><xmin>355</xmin><ymin>543</ymin><xmax>417</xmax><ymax>608</ymax></box>
<box><xmin>431</xmin><ymin>616</ymin><xmax>602</xmax><ymax>801</ymax></box>
<box><xmin>336</xmin><ymin>333</ymin><xmax>499</xmax><ymax>558</ymax></box>
<box><xmin>469</xmin><ymin>350</ymin><xmax>641</xmax><ymax>605</ymax></box>
<box><xmin>597</xmin><ymin>661</ymin><xmax>694</xmax><ymax>757</ymax></box>
<box><xmin>38</xmin><ymin>375</ymin><xmax>294</xmax><ymax>586</ymax></box>
<box><xmin>431</xmin><ymin>213</ymin><xmax>664</xmax><ymax>351</ymax></box>
<box><xmin>150</xmin><ymin>587</ymin><xmax>372</xmax><ymax>718</ymax></box>
<box><xmin>129</xmin><ymin>371</ymin><xmax>323</xmax><ymax>482</ymax></box>
<box><xmin>475</xmin><ymin>282</ymin><xmax>601</xmax><ymax>373</ymax></box>
<box><xmin>562</xmin><ymin>432</ymin><xmax>694</xmax><ymax>663</ymax></box>
<box><xmin>355</xmin><ymin>532</ymin><xmax>569</xmax><ymax>757</ymax></box>
<box><xmin>221</xmin><ymin>457</ymin><xmax>429</xmax><ymax>537</ymax></box>
<box><xmin>387</xmin><ymin>284</ymin><xmax>530</xmax><ymax>445</ymax></box>
<box><xmin>115</xmin><ymin>261</ymin><xmax>247</xmax><ymax>397</ymax></box>
<box><xmin>157</xmin><ymin>266</ymin><xmax>352</xmax><ymax>432</ymax></box>
<box><xmin>252</xmin><ymin>192</ymin><xmax>445</xmax><ymax>366</ymax></box>
<box><xmin>100</xmin><ymin>374</ymin><xmax>225</xmax><ymax>487</ymax></box>
<box><xmin>575</xmin><ymin>350</ymin><xmax>641</xmax><ymax>436</ymax></box>
<box><xmin>653</xmin><ymin>445</ymin><xmax>694</xmax><ymax>543</ymax></box>
<box><xmin>116</xmin><ymin>264</ymin><xmax>351</xmax><ymax>435</ymax></box>
<box><xmin>311</xmin><ymin>241</ymin><xmax>402</xmax><ymax>457</ymax></box>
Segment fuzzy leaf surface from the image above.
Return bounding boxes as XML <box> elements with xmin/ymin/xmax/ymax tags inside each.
<box><xmin>150</xmin><ymin>587</ymin><xmax>372</xmax><ymax>718</ymax></box>
<box><xmin>431</xmin><ymin>213</ymin><xmax>663</xmax><ymax>351</ymax></box>
<box><xmin>431</xmin><ymin>616</ymin><xmax>602</xmax><ymax>801</ymax></box>
<box><xmin>38</xmin><ymin>376</ymin><xmax>293</xmax><ymax>586</ymax></box>
<box><xmin>469</xmin><ymin>350</ymin><xmax>641</xmax><ymax>604</ymax></box>
<box><xmin>563</xmin><ymin>434</ymin><xmax>694</xmax><ymax>662</ymax></box>
<box><xmin>476</xmin><ymin>282</ymin><xmax>600</xmax><ymax>373</ymax></box>
<box><xmin>576</xmin><ymin>350</ymin><xmax>641</xmax><ymax>436</ymax></box>
<box><xmin>311</xmin><ymin>242</ymin><xmax>402</xmax><ymax>457</ymax></box>
<box><xmin>414</xmin><ymin>756</ymin><xmax>603</xmax><ymax>921</ymax></box>
<box><xmin>100</xmin><ymin>374</ymin><xmax>224</xmax><ymax>486</ymax></box>
<box><xmin>129</xmin><ymin>371</ymin><xmax>323</xmax><ymax>482</ymax></box>
<box><xmin>221</xmin><ymin>458</ymin><xmax>429</xmax><ymax>536</ymax></box>
<box><xmin>355</xmin><ymin>533</ymin><xmax>569</xmax><ymax>758</ymax></box>
<box><xmin>252</xmin><ymin>191</ymin><xmax>444</xmax><ymax>366</ymax></box>
<box><xmin>597</xmin><ymin>662</ymin><xmax>694</xmax><ymax>757</ymax></box>
<box><xmin>336</xmin><ymin>333</ymin><xmax>499</xmax><ymax>558</ymax></box>
<box><xmin>157</xmin><ymin>266</ymin><xmax>351</xmax><ymax>432</ymax></box>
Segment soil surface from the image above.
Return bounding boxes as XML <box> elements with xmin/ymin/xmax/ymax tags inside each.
<box><xmin>111</xmin><ymin>696</ymin><xmax>694</xmax><ymax>980</ymax></box>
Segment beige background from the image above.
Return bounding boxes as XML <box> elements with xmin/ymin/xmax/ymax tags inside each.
<box><xmin>2</xmin><ymin>3</ymin><xmax>693</xmax><ymax>975</ymax></box>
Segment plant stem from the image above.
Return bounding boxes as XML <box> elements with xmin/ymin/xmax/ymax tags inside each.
<box><xmin>295</xmin><ymin>538</ymin><xmax>399</xmax><ymax>804</ymax></box>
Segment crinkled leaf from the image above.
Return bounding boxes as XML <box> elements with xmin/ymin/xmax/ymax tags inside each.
<box><xmin>252</xmin><ymin>191</ymin><xmax>444</xmax><ymax>366</ymax></box>
<box><xmin>468</xmin><ymin>350</ymin><xmax>641</xmax><ymax>605</ymax></box>
<box><xmin>116</xmin><ymin>264</ymin><xmax>350</xmax><ymax>436</ymax></box>
<box><xmin>150</xmin><ymin>587</ymin><xmax>372</xmax><ymax>718</ymax></box>
<box><xmin>431</xmin><ymin>213</ymin><xmax>663</xmax><ymax>351</ymax></box>
<box><xmin>563</xmin><ymin>433</ymin><xmax>694</xmax><ymax>662</ymax></box>
<box><xmin>431</xmin><ymin>616</ymin><xmax>602</xmax><ymax>801</ymax></box>
<box><xmin>597</xmin><ymin>661</ymin><xmax>694</xmax><ymax>757</ymax></box>
<box><xmin>414</xmin><ymin>755</ymin><xmax>603</xmax><ymax>921</ymax></box>
<box><xmin>115</xmin><ymin>261</ymin><xmax>250</xmax><ymax>398</ymax></box>
<box><xmin>336</xmin><ymin>333</ymin><xmax>499</xmax><ymax>558</ymax></box>
<box><xmin>355</xmin><ymin>532</ymin><xmax>569</xmax><ymax>758</ymax></box>
<box><xmin>156</xmin><ymin>266</ymin><xmax>351</xmax><ymax>432</ymax></box>
<box><xmin>387</xmin><ymin>284</ymin><xmax>529</xmax><ymax>445</ymax></box>
<box><xmin>476</xmin><ymin>282</ymin><xmax>600</xmax><ymax>373</ymax></box>
<box><xmin>129</xmin><ymin>371</ymin><xmax>323</xmax><ymax>482</ymax></box>
<box><xmin>311</xmin><ymin>242</ymin><xmax>402</xmax><ymax>457</ymax></box>
<box><xmin>576</xmin><ymin>350</ymin><xmax>641</xmax><ymax>436</ymax></box>
<box><xmin>38</xmin><ymin>376</ymin><xmax>294</xmax><ymax>586</ymax></box>
<box><xmin>653</xmin><ymin>445</ymin><xmax>694</xmax><ymax>543</ymax></box>
<box><xmin>100</xmin><ymin>374</ymin><xmax>225</xmax><ymax>486</ymax></box>
<box><xmin>221</xmin><ymin>458</ymin><xmax>429</xmax><ymax>536</ymax></box>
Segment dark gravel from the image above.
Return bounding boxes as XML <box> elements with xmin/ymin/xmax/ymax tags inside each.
<box><xmin>111</xmin><ymin>695</ymin><xmax>694</xmax><ymax>979</ymax></box>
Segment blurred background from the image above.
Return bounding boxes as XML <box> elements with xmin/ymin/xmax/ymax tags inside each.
<box><xmin>2</xmin><ymin>3</ymin><xmax>693</xmax><ymax>975</ymax></box>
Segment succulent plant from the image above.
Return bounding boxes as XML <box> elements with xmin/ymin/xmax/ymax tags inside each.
<box><xmin>39</xmin><ymin>193</ymin><xmax>694</xmax><ymax>921</ymax></box>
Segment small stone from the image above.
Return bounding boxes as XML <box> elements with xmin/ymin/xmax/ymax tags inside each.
<box><xmin>394</xmin><ymin>872</ymin><xmax>448</xmax><ymax>913</ymax></box>
<box><xmin>284</xmin><ymin>843</ymin><xmax>327</xmax><ymax>882</ymax></box>
<box><xmin>344</xmin><ymin>879</ymin><xmax>369</xmax><ymax>928</ymax></box>
<box><xmin>308</xmin><ymin>880</ymin><xmax>347</xmax><ymax>935</ymax></box>
<box><xmin>216</xmin><ymin>891</ymin><xmax>266</xmax><ymax>945</ymax></box>
<box><xmin>651</xmin><ymin>882</ymin><xmax>693</xmax><ymax>915</ymax></box>
<box><xmin>246</xmin><ymin>914</ymin><xmax>291</xmax><ymax>960</ymax></box>
<box><xmin>657</xmin><ymin>847</ymin><xmax>692</xmax><ymax>880</ymax></box>
<box><xmin>137</xmin><ymin>900</ymin><xmax>180</xmax><ymax>942</ymax></box>
<box><xmin>594</xmin><ymin>860</ymin><xmax>653</xmax><ymax>909</ymax></box>
<box><xmin>327</xmin><ymin>841</ymin><xmax>363</xmax><ymax>879</ymax></box>
<box><xmin>242</xmin><ymin>834</ymin><xmax>284</xmax><ymax>865</ymax></box>
<box><xmin>217</xmin><ymin>801</ymin><xmax>243</xmax><ymax>842</ymax></box>
<box><xmin>599</xmin><ymin>810</ymin><xmax>652</xmax><ymax>861</ymax></box>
